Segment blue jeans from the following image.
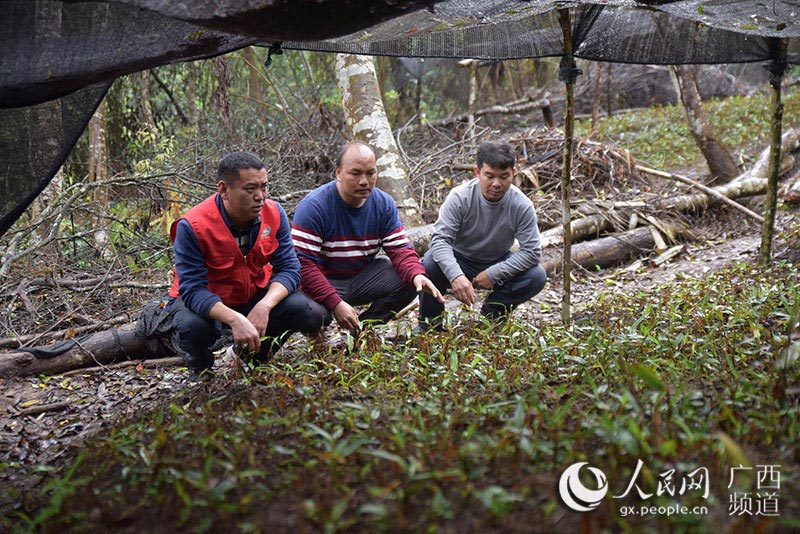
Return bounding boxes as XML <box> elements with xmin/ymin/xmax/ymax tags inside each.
<box><xmin>419</xmin><ymin>249</ymin><xmax>547</xmax><ymax>325</ymax></box>
<box><xmin>171</xmin><ymin>288</ymin><xmax>327</xmax><ymax>372</ymax></box>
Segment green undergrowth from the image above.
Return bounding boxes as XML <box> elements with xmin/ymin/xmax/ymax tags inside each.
<box><xmin>576</xmin><ymin>86</ymin><xmax>800</xmax><ymax>170</ymax></box>
<box><xmin>7</xmin><ymin>262</ymin><xmax>800</xmax><ymax>533</ymax></box>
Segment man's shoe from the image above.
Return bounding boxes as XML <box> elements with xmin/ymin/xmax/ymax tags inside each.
<box><xmin>188</xmin><ymin>367</ymin><xmax>214</xmax><ymax>382</ymax></box>
<box><xmin>412</xmin><ymin>323</ymin><xmax>429</xmax><ymax>335</ymax></box>
<box><xmin>413</xmin><ymin>321</ymin><xmax>444</xmax><ymax>335</ymax></box>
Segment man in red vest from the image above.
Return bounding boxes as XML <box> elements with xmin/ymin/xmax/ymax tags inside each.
<box><xmin>169</xmin><ymin>151</ymin><xmax>327</xmax><ymax>380</ymax></box>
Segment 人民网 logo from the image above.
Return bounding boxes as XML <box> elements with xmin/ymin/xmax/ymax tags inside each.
<box><xmin>559</xmin><ymin>462</ymin><xmax>609</xmax><ymax>512</ymax></box>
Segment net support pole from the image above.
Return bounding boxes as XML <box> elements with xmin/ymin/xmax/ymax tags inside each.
<box><xmin>759</xmin><ymin>38</ymin><xmax>789</xmax><ymax>266</ymax></box>
<box><xmin>557</xmin><ymin>8</ymin><xmax>581</xmax><ymax>326</ymax></box>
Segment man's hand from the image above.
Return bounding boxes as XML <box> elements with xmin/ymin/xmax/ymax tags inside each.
<box><xmin>247</xmin><ymin>300</ymin><xmax>272</xmax><ymax>339</ymax></box>
<box><xmin>246</xmin><ymin>282</ymin><xmax>289</xmax><ymax>340</ymax></box>
<box><xmin>209</xmin><ymin>302</ymin><xmax>261</xmax><ymax>353</ymax></box>
<box><xmin>333</xmin><ymin>300</ymin><xmax>360</xmax><ymax>331</ymax></box>
<box><xmin>229</xmin><ymin>312</ymin><xmax>262</xmax><ymax>353</ymax></box>
<box><xmin>450</xmin><ymin>274</ymin><xmax>476</xmax><ymax>305</ymax></box>
<box><xmin>413</xmin><ymin>274</ymin><xmax>444</xmax><ymax>303</ymax></box>
<box><xmin>472</xmin><ymin>270</ymin><xmax>494</xmax><ymax>290</ymax></box>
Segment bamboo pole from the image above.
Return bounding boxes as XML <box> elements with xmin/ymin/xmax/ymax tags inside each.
<box><xmin>759</xmin><ymin>38</ymin><xmax>789</xmax><ymax>266</ymax></box>
<box><xmin>558</xmin><ymin>8</ymin><xmax>579</xmax><ymax>326</ymax></box>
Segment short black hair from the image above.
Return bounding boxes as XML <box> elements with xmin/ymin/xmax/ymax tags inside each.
<box><xmin>476</xmin><ymin>140</ymin><xmax>516</xmax><ymax>170</ymax></box>
<box><xmin>217</xmin><ymin>151</ymin><xmax>265</xmax><ymax>185</ymax></box>
<box><xmin>335</xmin><ymin>140</ymin><xmax>375</xmax><ymax>168</ymax></box>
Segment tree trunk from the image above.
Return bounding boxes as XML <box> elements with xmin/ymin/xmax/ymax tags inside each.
<box><xmin>31</xmin><ymin>167</ymin><xmax>63</xmax><ymax>246</ymax></box>
<box><xmin>414</xmin><ymin>76</ymin><xmax>423</xmax><ymax>127</ymax></box>
<box><xmin>211</xmin><ymin>55</ymin><xmax>232</xmax><ymax>130</ymax></box>
<box><xmin>30</xmin><ymin>0</ymin><xmax>65</xmax><ymax>243</ymax></box>
<box><xmin>670</xmin><ymin>65</ymin><xmax>740</xmax><ymax>185</ymax></box>
<box><xmin>26</xmin><ymin>1</ymin><xmax>66</xmax><ymax>245</ymax></box>
<box><xmin>139</xmin><ymin>70</ymin><xmax>155</xmax><ymax>129</ymax></box>
<box><xmin>88</xmin><ymin>99</ymin><xmax>109</xmax><ymax>184</ymax></box>
<box><xmin>87</xmin><ymin>98</ymin><xmax>113</xmax><ymax>258</ymax></box>
<box><xmin>242</xmin><ymin>47</ymin><xmax>267</xmax><ymax>114</ymax></box>
<box><xmin>533</xmin><ymin>59</ymin><xmax>553</xmax><ymax>88</ymax></box>
<box><xmin>187</xmin><ymin>63</ymin><xmax>199</xmax><ymax>127</ymax></box>
<box><xmin>505</xmin><ymin>61</ymin><xmax>519</xmax><ymax>101</ymax></box>
<box><xmin>335</xmin><ymin>53</ymin><xmax>424</xmax><ymax>226</ymax></box>
<box><xmin>779</xmin><ymin>171</ymin><xmax>800</xmax><ymax>204</ymax></box>
<box><xmin>747</xmin><ymin>128</ymin><xmax>798</xmax><ymax>182</ymax></box>
<box><xmin>591</xmin><ymin>62</ymin><xmax>603</xmax><ymax>137</ymax></box>
<box><xmin>606</xmin><ymin>63</ymin><xmax>613</xmax><ymax>117</ymax></box>
<box><xmin>467</xmin><ymin>59</ymin><xmax>478</xmax><ymax>139</ymax></box>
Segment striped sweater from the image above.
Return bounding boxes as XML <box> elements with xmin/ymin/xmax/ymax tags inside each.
<box><xmin>291</xmin><ymin>180</ymin><xmax>424</xmax><ymax>310</ymax></box>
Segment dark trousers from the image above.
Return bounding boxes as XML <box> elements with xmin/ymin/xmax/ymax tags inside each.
<box><xmin>171</xmin><ymin>289</ymin><xmax>327</xmax><ymax>371</ymax></box>
<box><xmin>419</xmin><ymin>249</ymin><xmax>547</xmax><ymax>325</ymax></box>
<box><xmin>326</xmin><ymin>256</ymin><xmax>418</xmax><ymax>325</ymax></box>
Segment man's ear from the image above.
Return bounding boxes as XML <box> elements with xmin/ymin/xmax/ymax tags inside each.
<box><xmin>217</xmin><ymin>180</ymin><xmax>228</xmax><ymax>197</ymax></box>
<box><xmin>473</xmin><ymin>165</ymin><xmax>481</xmax><ymax>177</ymax></box>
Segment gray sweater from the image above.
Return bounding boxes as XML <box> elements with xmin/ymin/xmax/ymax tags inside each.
<box><xmin>430</xmin><ymin>178</ymin><xmax>542</xmax><ymax>285</ymax></box>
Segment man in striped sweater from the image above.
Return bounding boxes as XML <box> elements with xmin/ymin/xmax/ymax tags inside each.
<box><xmin>292</xmin><ymin>141</ymin><xmax>443</xmax><ymax>332</ymax></box>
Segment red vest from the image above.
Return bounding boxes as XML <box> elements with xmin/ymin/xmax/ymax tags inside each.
<box><xmin>169</xmin><ymin>195</ymin><xmax>281</xmax><ymax>306</ymax></box>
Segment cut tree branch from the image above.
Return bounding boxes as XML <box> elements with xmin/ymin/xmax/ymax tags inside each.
<box><xmin>635</xmin><ymin>165</ymin><xmax>764</xmax><ymax>223</ymax></box>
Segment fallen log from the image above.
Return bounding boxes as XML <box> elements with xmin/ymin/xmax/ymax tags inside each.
<box><xmin>779</xmin><ymin>170</ymin><xmax>800</xmax><ymax>204</ymax></box>
<box><xmin>658</xmin><ymin>175</ymin><xmax>769</xmax><ymax>212</ymax></box>
<box><xmin>0</xmin><ymin>323</ymin><xmax>145</xmax><ymax>378</ymax></box>
<box><xmin>635</xmin><ymin>165</ymin><xmax>764</xmax><ymax>223</ymax></box>
<box><xmin>742</xmin><ymin>127</ymin><xmax>799</xmax><ymax>182</ymax></box>
<box><xmin>540</xmin><ymin>224</ymin><xmax>684</xmax><ymax>274</ymax></box>
<box><xmin>537</xmin><ymin>174</ymin><xmax>770</xmax><ymax>250</ymax></box>
<box><xmin>554</xmin><ymin>128</ymin><xmax>800</xmax><ymax>241</ymax></box>
<box><xmin>0</xmin><ymin>313</ymin><xmax>133</xmax><ymax>350</ymax></box>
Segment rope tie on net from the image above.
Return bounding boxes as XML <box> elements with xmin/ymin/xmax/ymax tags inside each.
<box><xmin>765</xmin><ymin>37</ymin><xmax>788</xmax><ymax>89</ymax></box>
<box><xmin>766</xmin><ymin>55</ymin><xmax>787</xmax><ymax>89</ymax></box>
<box><xmin>264</xmin><ymin>41</ymin><xmax>284</xmax><ymax>69</ymax></box>
<box><xmin>558</xmin><ymin>54</ymin><xmax>582</xmax><ymax>84</ymax></box>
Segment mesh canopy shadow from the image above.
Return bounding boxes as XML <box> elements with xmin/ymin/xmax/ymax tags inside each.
<box><xmin>0</xmin><ymin>0</ymin><xmax>798</xmax><ymax>237</ymax></box>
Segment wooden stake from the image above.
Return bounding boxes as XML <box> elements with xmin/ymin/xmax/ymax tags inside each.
<box><xmin>558</xmin><ymin>8</ymin><xmax>576</xmax><ymax>326</ymax></box>
<box><xmin>760</xmin><ymin>38</ymin><xmax>789</xmax><ymax>266</ymax></box>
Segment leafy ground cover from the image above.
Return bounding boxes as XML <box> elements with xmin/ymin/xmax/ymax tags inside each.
<box><xmin>5</xmin><ymin>255</ymin><xmax>799</xmax><ymax>533</ymax></box>
<box><xmin>576</xmin><ymin>87</ymin><xmax>800</xmax><ymax>170</ymax></box>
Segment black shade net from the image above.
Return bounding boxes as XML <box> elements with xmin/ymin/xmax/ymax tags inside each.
<box><xmin>1</xmin><ymin>0</ymin><xmax>799</xmax><ymax>237</ymax></box>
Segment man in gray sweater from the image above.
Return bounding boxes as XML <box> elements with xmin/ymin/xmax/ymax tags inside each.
<box><xmin>417</xmin><ymin>140</ymin><xmax>547</xmax><ymax>331</ymax></box>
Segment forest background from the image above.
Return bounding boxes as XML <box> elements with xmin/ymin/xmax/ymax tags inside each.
<box><xmin>2</xmin><ymin>49</ymin><xmax>800</xmax><ymax>532</ymax></box>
